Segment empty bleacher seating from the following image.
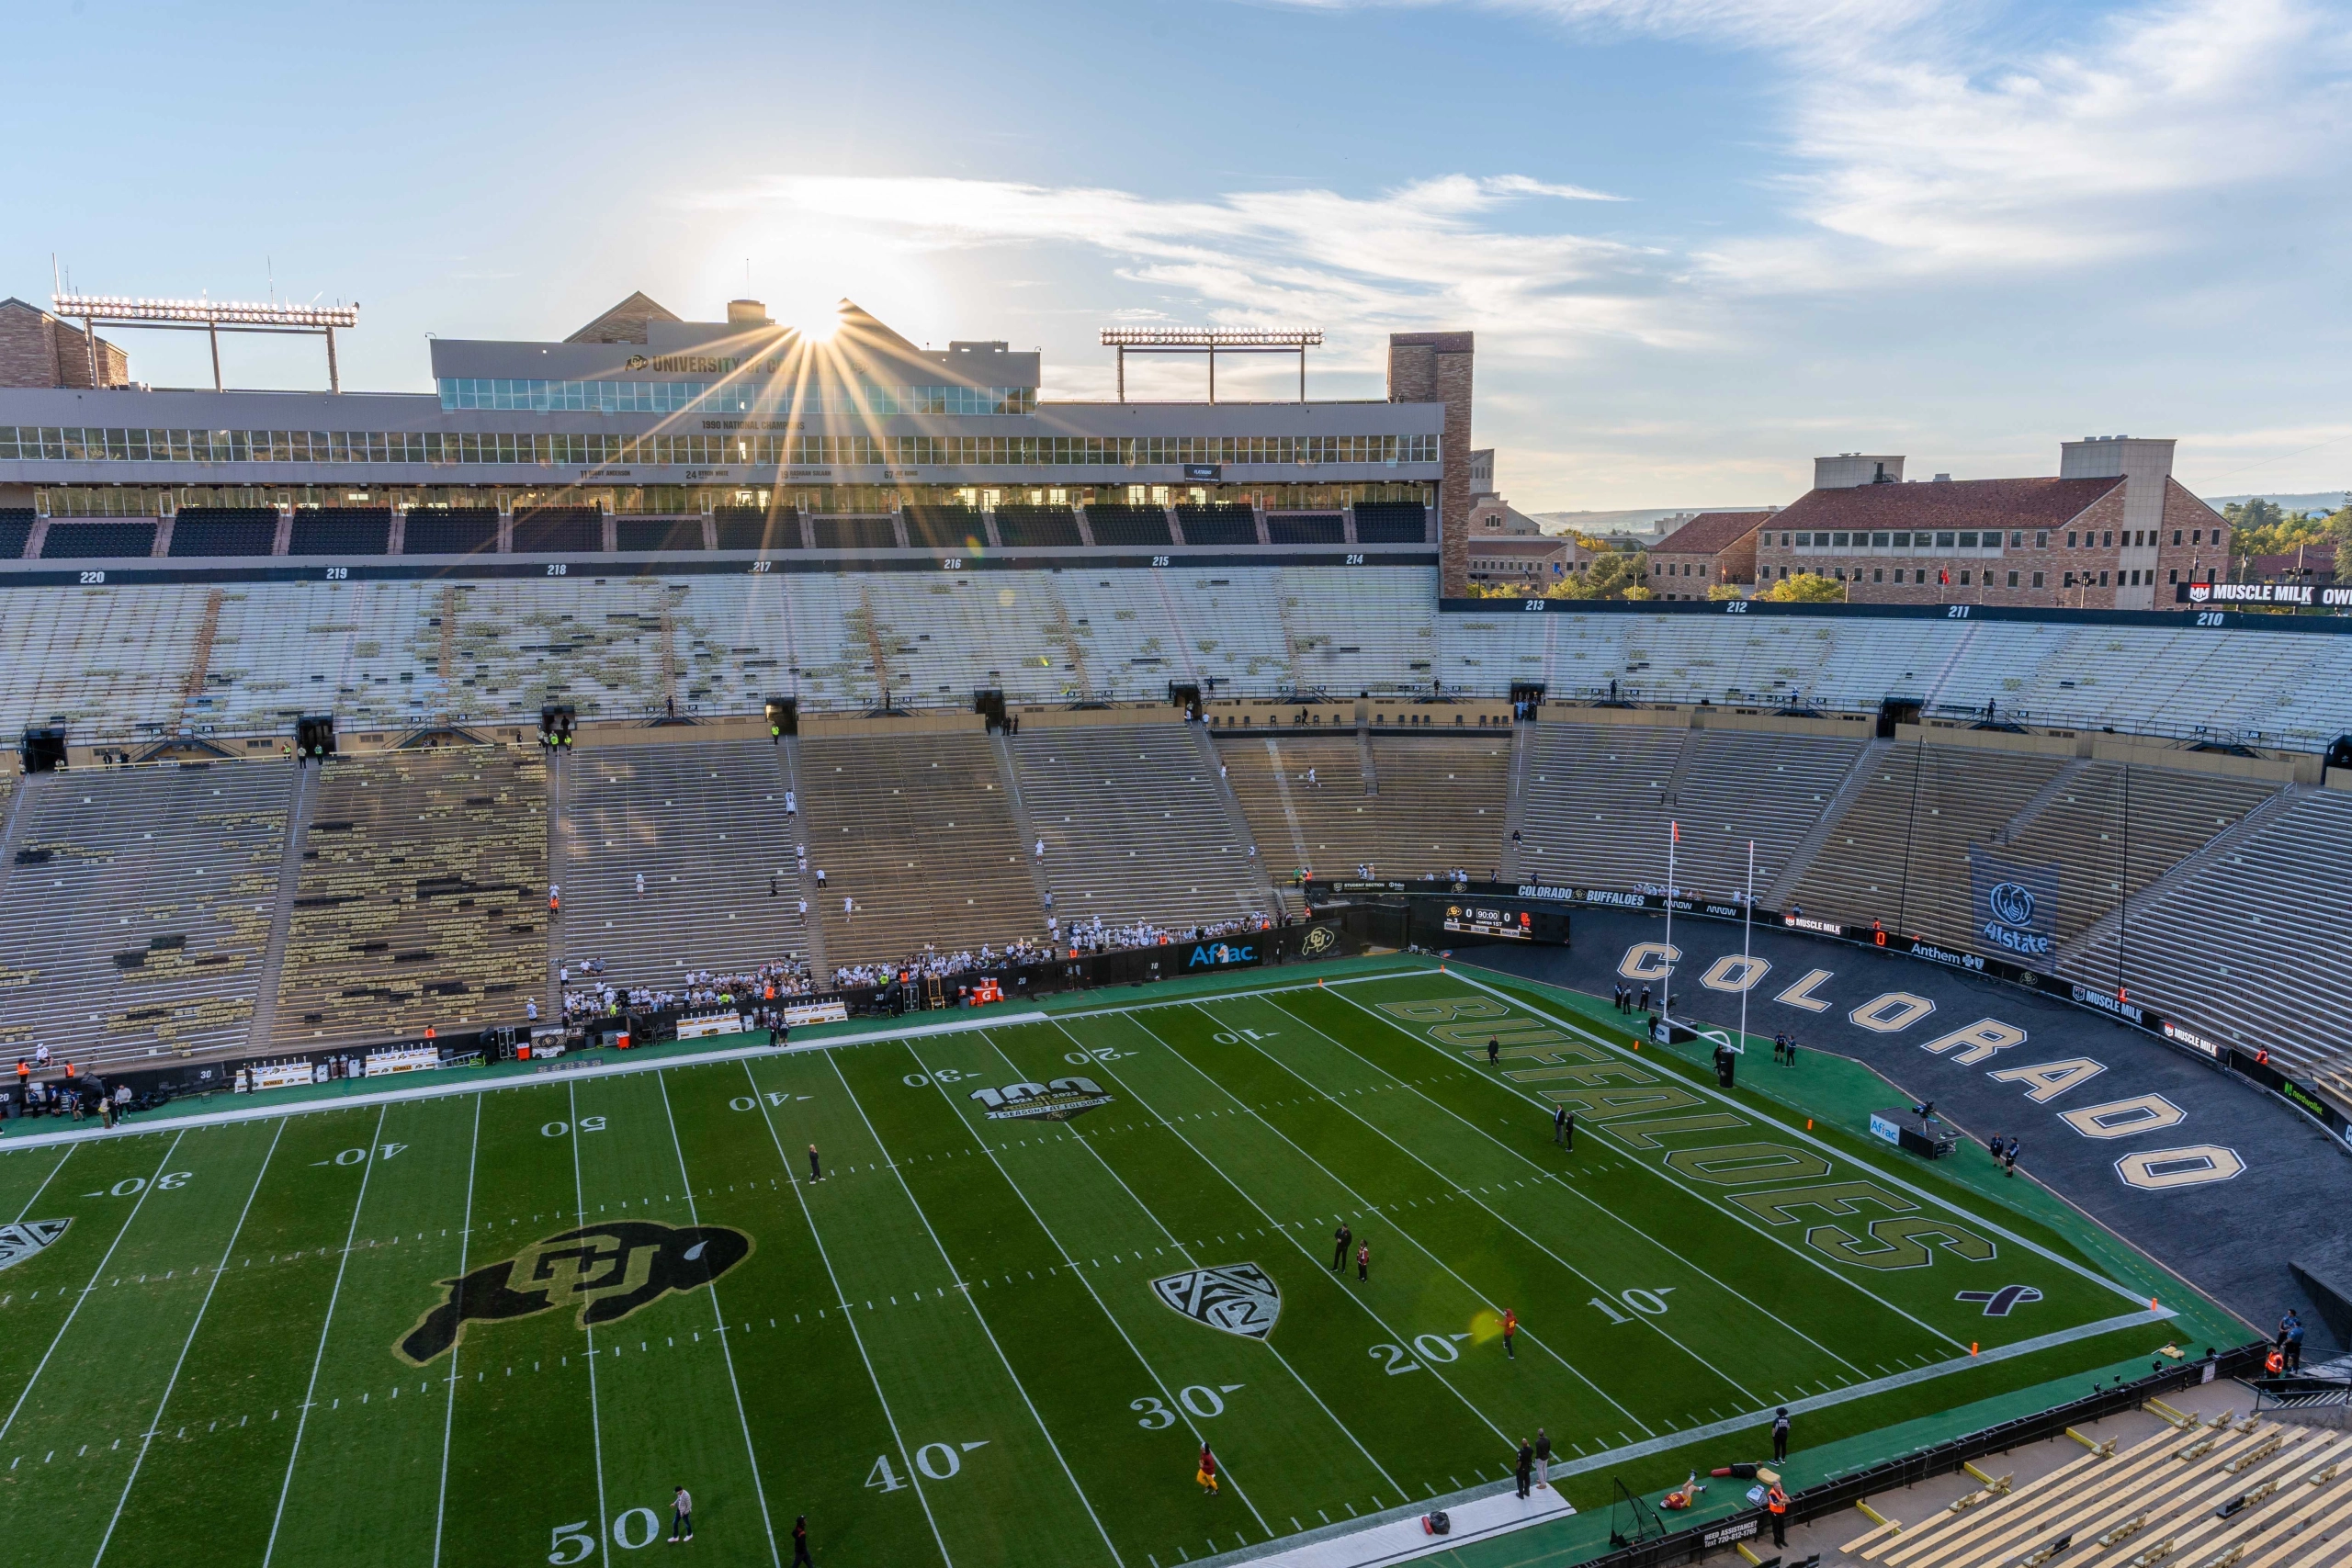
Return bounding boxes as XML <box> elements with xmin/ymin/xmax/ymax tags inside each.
<box><xmin>993</xmin><ymin>505</ymin><xmax>1083</xmax><ymax>547</ymax></box>
<box><xmin>559</xmin><ymin>740</ymin><xmax>813</xmax><ymax>985</ymax></box>
<box><xmin>168</xmin><ymin>507</ymin><xmax>278</xmax><ymax>558</ymax></box>
<box><xmin>511</xmin><ymin>505</ymin><xmax>604</xmax><ymax>553</ymax></box>
<box><xmin>0</xmin><ymin>509</ymin><xmax>34</xmax><ymax>559</ymax></box>
<box><xmin>810</xmin><ymin>514</ymin><xmax>899</xmax><ymax>551</ymax></box>
<box><xmin>797</xmin><ymin>729</ymin><xmax>1039</xmax><ymax>966</ymax></box>
<box><xmin>40</xmin><ymin>520</ymin><xmax>156</xmax><ymax>558</ymax></box>
<box><xmin>1084</xmin><ymin>503</ymin><xmax>1173</xmax><ymax>547</ymax></box>
<box><xmin>902</xmin><ymin>506</ymin><xmax>989</xmax><ymax>550</ymax></box>
<box><xmin>1216</xmin><ymin>730</ymin><xmax>1509</xmax><ymax>885</ymax></box>
<box><xmin>1173</xmin><ymin>504</ymin><xmax>1259</xmax><ymax>547</ymax></box>
<box><xmin>288</xmin><ymin>507</ymin><xmax>391</xmax><ymax>557</ymax></box>
<box><xmin>1266</xmin><ymin>513</ymin><xmax>1345</xmax><ymax>545</ymax></box>
<box><xmin>616</xmin><ymin>516</ymin><xmax>707</xmax><ymax>553</ymax></box>
<box><xmin>273</xmin><ymin>745</ymin><xmax>547</xmax><ymax>1046</ymax></box>
<box><xmin>401</xmin><ymin>507</ymin><xmax>500</xmax><ymax>556</ymax></box>
<box><xmin>0</xmin><ymin>762</ymin><xmax>291</xmax><ymax>1071</ymax></box>
<box><xmin>714</xmin><ymin>507</ymin><xmax>800</xmax><ymax>551</ymax></box>
<box><xmin>1010</xmin><ymin>724</ymin><xmax>1266</xmax><ymax>927</ymax></box>
<box><xmin>1351</xmin><ymin>502</ymin><xmax>1429</xmax><ymax>544</ymax></box>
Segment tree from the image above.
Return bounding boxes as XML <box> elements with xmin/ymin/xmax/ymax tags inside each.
<box><xmin>1705</xmin><ymin>581</ymin><xmax>1747</xmax><ymax>602</ymax></box>
<box><xmin>1757</xmin><ymin>571</ymin><xmax>1846</xmax><ymax>603</ymax></box>
<box><xmin>1547</xmin><ymin>548</ymin><xmax>1651</xmax><ymax>601</ymax></box>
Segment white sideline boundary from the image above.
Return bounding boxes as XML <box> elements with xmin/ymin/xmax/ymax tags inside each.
<box><xmin>1203</xmin><ymin>1481</ymin><xmax>1574</xmax><ymax>1568</ymax></box>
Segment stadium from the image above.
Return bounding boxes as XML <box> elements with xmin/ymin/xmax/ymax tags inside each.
<box><xmin>3</xmin><ymin>287</ymin><xmax>2352</xmax><ymax>1568</ymax></box>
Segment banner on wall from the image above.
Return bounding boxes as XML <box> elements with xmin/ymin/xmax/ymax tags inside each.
<box><xmin>1967</xmin><ymin>848</ymin><xmax>2062</xmax><ymax>959</ymax></box>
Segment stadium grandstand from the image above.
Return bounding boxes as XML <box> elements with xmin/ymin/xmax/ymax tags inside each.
<box><xmin>6</xmin><ymin>283</ymin><xmax>2352</xmax><ymax>1568</ymax></box>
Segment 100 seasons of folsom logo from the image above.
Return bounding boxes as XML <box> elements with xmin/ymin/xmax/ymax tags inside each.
<box><xmin>398</xmin><ymin>1221</ymin><xmax>751</xmax><ymax>1365</ymax></box>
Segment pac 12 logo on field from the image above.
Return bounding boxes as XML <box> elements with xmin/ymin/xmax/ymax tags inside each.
<box><xmin>398</xmin><ymin>1221</ymin><xmax>751</xmax><ymax>1364</ymax></box>
<box><xmin>1150</xmin><ymin>1263</ymin><xmax>1282</xmax><ymax>1339</ymax></box>
<box><xmin>0</xmin><ymin>1219</ymin><xmax>69</xmax><ymax>1274</ymax></box>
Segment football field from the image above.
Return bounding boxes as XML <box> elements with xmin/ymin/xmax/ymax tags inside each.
<box><xmin>0</xmin><ymin>963</ymin><xmax>2204</xmax><ymax>1568</ymax></box>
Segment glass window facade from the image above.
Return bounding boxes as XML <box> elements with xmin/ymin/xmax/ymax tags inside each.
<box><xmin>437</xmin><ymin>378</ymin><xmax>1038</xmax><ymax>416</ymax></box>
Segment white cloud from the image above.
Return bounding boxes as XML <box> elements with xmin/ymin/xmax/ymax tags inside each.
<box><xmin>705</xmin><ymin>173</ymin><xmax>1699</xmax><ymax>362</ymax></box>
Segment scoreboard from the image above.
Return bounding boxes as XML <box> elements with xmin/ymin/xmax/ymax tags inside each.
<box><xmin>1439</xmin><ymin>900</ymin><xmax>1570</xmax><ymax>944</ymax></box>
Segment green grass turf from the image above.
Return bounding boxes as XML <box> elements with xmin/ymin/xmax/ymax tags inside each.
<box><xmin>0</xmin><ymin>961</ymin><xmax>2226</xmax><ymax>1568</ymax></box>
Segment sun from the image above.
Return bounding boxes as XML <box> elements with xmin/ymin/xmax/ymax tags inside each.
<box><xmin>782</xmin><ymin>297</ymin><xmax>844</xmax><ymax>343</ymax></box>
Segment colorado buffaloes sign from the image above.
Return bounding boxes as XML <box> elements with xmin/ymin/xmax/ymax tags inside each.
<box><xmin>398</xmin><ymin>1221</ymin><xmax>752</xmax><ymax>1364</ymax></box>
<box><xmin>1150</xmin><ymin>1263</ymin><xmax>1282</xmax><ymax>1339</ymax></box>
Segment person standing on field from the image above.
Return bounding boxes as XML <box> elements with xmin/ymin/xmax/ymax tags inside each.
<box><xmin>1196</xmin><ymin>1444</ymin><xmax>1219</xmax><ymax>1496</ymax></box>
<box><xmin>1534</xmin><ymin>1428</ymin><xmax>1552</xmax><ymax>1488</ymax></box>
<box><xmin>1500</xmin><ymin>1307</ymin><xmax>1518</xmax><ymax>1359</ymax></box>
<box><xmin>808</xmin><ymin>1144</ymin><xmax>822</xmax><ymax>1182</ymax></box>
<box><xmin>1331</xmin><ymin>1222</ymin><xmax>1351</xmax><ymax>1272</ymax></box>
<box><xmin>1514</xmin><ymin>1438</ymin><xmax>1534</xmax><ymax>1499</ymax></box>
<box><xmin>1487</xmin><ymin>1037</ymin><xmax>1500</xmax><ymax>1066</ymax></box>
<box><xmin>1771</xmin><ymin>1406</ymin><xmax>1790</xmax><ymax>1462</ymax></box>
<box><xmin>1357</xmin><ymin>1240</ymin><xmax>1370</xmax><ymax>1281</ymax></box>
<box><xmin>669</xmin><ymin>1484</ymin><xmax>693</xmax><ymax>1543</ymax></box>
<box><xmin>1553</xmin><ymin>1105</ymin><xmax>1568</xmax><ymax>1145</ymax></box>
<box><xmin>790</xmin><ymin>1516</ymin><xmax>811</xmax><ymax>1566</ymax></box>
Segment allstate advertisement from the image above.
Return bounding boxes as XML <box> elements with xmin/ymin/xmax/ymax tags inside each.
<box><xmin>1967</xmin><ymin>847</ymin><xmax>2061</xmax><ymax>959</ymax></box>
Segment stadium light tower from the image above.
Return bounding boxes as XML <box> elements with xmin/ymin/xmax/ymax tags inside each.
<box><xmin>1099</xmin><ymin>327</ymin><xmax>1323</xmax><ymax>403</ymax></box>
<box><xmin>51</xmin><ymin>294</ymin><xmax>362</xmax><ymax>392</ymax></box>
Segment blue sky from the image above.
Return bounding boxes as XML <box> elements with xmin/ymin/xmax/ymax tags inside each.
<box><xmin>9</xmin><ymin>0</ymin><xmax>2348</xmax><ymax>509</ymax></box>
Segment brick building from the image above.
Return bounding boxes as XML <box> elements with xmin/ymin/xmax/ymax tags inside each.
<box><xmin>1388</xmin><ymin>331</ymin><xmax>1474</xmax><ymax>595</ymax></box>
<box><xmin>1645</xmin><ymin>509</ymin><xmax>1774</xmax><ymax>599</ymax></box>
<box><xmin>2241</xmin><ymin>543</ymin><xmax>2335</xmax><ymax>588</ymax></box>
<box><xmin>0</xmin><ymin>299</ymin><xmax>129</xmax><ymax>389</ymax></box>
<box><xmin>1466</xmin><ymin>533</ymin><xmax>1587</xmax><ymax>592</ymax></box>
<box><xmin>1753</xmin><ymin>438</ymin><xmax>2232</xmax><ymax>610</ymax></box>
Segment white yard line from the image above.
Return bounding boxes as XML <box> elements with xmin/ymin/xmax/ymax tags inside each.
<box><xmin>1295</xmin><ymin>987</ymin><xmax>1870</xmax><ymax>1378</ymax></box>
<box><xmin>431</xmin><ymin>1092</ymin><xmax>484</xmax><ymax>1568</ymax></box>
<box><xmin>1408</xmin><ymin>967</ymin><xmax>2163</xmax><ymax>1313</ymax></box>
<box><xmin>1012</xmin><ymin>1021</ymin><xmax>1410</xmax><ymax>1508</ymax></box>
<box><xmin>821</xmin><ymin>1049</ymin><xmax>1127</xmax><ymax>1568</ymax></box>
<box><xmin>93</xmin><ymin>1118</ymin><xmax>287</xmax><ymax>1566</ymax></box>
<box><xmin>6</xmin><ymin>1141</ymin><xmax>76</xmax><ymax>1222</ymax></box>
<box><xmin>566</xmin><ymin>1081</ymin><xmax>613</xmax><ymax>1564</ymax></box>
<box><xmin>920</xmin><ymin>1030</ymin><xmax>1281</xmax><ymax>1539</ymax></box>
<box><xmin>0</xmin><ymin>1133</ymin><xmax>187</xmax><ymax>1448</ymax></box>
<box><xmin>1126</xmin><ymin>1006</ymin><xmax>1657</xmax><ymax>1438</ymax></box>
<box><xmin>1044</xmin><ymin>1014</ymin><xmax>1517</xmax><ymax>1450</ymax></box>
<box><xmin>740</xmin><ymin>1059</ymin><xmax>955</xmax><ymax>1568</ymax></box>
<box><xmin>653</xmin><ymin>1072</ymin><xmax>782</xmax><ymax>1568</ymax></box>
<box><xmin>1200</xmin><ymin>995</ymin><xmax>1781</xmax><ymax>1405</ymax></box>
<box><xmin>262</xmin><ymin>1105</ymin><xmax>390</xmax><ymax>1567</ymax></box>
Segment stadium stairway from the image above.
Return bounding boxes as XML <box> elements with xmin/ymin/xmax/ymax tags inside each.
<box><xmin>1763</xmin><ymin>738</ymin><xmax>1891</xmax><ymax>908</ymax></box>
<box><xmin>1184</xmin><ymin>720</ymin><xmax>1281</xmax><ymax>912</ymax></box>
<box><xmin>989</xmin><ymin>728</ymin><xmax>1057</xmax><ymax>926</ymax></box>
<box><xmin>242</xmin><ymin>759</ymin><xmax>320</xmax><ymax>1054</ymax></box>
<box><xmin>776</xmin><ymin>736</ymin><xmax>829</xmax><ymax>982</ymax></box>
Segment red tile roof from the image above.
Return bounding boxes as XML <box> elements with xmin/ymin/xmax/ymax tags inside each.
<box><xmin>1654</xmin><ymin>510</ymin><xmax>1775</xmax><ymax>556</ymax></box>
<box><xmin>1770</xmin><ymin>477</ymin><xmax>2120</xmax><ymax>535</ymax></box>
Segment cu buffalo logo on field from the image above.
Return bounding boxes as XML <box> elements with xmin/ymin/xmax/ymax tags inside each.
<box><xmin>1955</xmin><ymin>1284</ymin><xmax>2044</xmax><ymax>1317</ymax></box>
<box><xmin>1150</xmin><ymin>1263</ymin><xmax>1283</xmax><ymax>1340</ymax></box>
<box><xmin>397</xmin><ymin>1221</ymin><xmax>752</xmax><ymax>1365</ymax></box>
<box><xmin>0</xmin><ymin>1218</ymin><xmax>70</xmax><ymax>1274</ymax></box>
<box><xmin>1989</xmin><ymin>882</ymin><xmax>2037</xmax><ymax>929</ymax></box>
<box><xmin>968</xmin><ymin>1076</ymin><xmax>1114</xmax><ymax>1122</ymax></box>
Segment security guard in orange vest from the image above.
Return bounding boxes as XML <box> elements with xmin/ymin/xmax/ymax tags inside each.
<box><xmin>2265</xmin><ymin>1346</ymin><xmax>2286</xmax><ymax>1377</ymax></box>
<box><xmin>1765</xmin><ymin>1481</ymin><xmax>1789</xmax><ymax>1549</ymax></box>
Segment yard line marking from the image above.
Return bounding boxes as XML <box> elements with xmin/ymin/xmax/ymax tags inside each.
<box><xmin>1345</xmin><ymin>972</ymin><xmax>1973</xmax><ymax>1348</ymax></box>
<box><xmin>1432</xmin><ymin>968</ymin><xmax>2159</xmax><ymax>1322</ymax></box>
<box><xmin>1140</xmin><ymin>1005</ymin><xmax>1655</xmax><ymax>1438</ymax></box>
<box><xmin>1295</xmin><ymin>988</ymin><xmax>1866</xmax><ymax>1379</ymax></box>
<box><xmin>655</xmin><ymin>1072</ymin><xmax>781</xmax><ymax>1567</ymax></box>
<box><xmin>565</xmin><ymin>1081</ymin><xmax>612</xmax><ymax>1565</ymax></box>
<box><xmin>1212</xmin><ymin>996</ymin><xmax>1783</xmax><ymax>1402</ymax></box>
<box><xmin>94</xmin><ymin>1118</ymin><xmax>287</xmax><ymax>1566</ymax></box>
<box><xmin>0</xmin><ymin>1133</ymin><xmax>187</xmax><ymax>1449</ymax></box>
<box><xmin>263</xmin><ymin>1105</ymin><xmax>390</xmax><ymax>1567</ymax></box>
<box><xmin>1547</xmin><ymin>1307</ymin><xmax>2168</xmax><ymax>1483</ymax></box>
<box><xmin>432</xmin><ymin>1095</ymin><xmax>483</xmax><ymax>1568</ymax></box>
<box><xmin>1024</xmin><ymin>1021</ymin><xmax>1408</xmax><ymax>1505</ymax></box>
<box><xmin>7</xmin><ymin>1141</ymin><xmax>77</xmax><ymax>1224</ymax></box>
<box><xmin>1051</xmin><ymin>1014</ymin><xmax>1517</xmax><ymax>1449</ymax></box>
<box><xmin>929</xmin><ymin>1031</ymin><xmax>1284</xmax><ymax>1534</ymax></box>
<box><xmin>824</xmin><ymin>1051</ymin><xmax>1125</xmax><ymax>1568</ymax></box>
<box><xmin>740</xmin><ymin>1061</ymin><xmax>954</xmax><ymax>1568</ymax></box>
